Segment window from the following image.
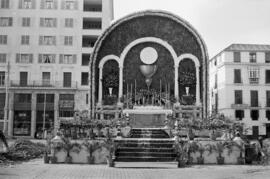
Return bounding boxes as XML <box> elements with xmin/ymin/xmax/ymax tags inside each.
<box><xmin>266</xmin><ymin>70</ymin><xmax>270</xmax><ymax>84</ymax></box>
<box><xmin>266</xmin><ymin>52</ymin><xmax>270</xmax><ymax>63</ymax></box>
<box><xmin>214</xmin><ymin>74</ymin><xmax>217</xmax><ymax>89</ymax></box>
<box><xmin>83</xmin><ymin>3</ymin><xmax>102</xmax><ymax>12</ymax></box>
<box><xmin>252</xmin><ymin>126</ymin><xmax>259</xmax><ymax>137</ymax></box>
<box><xmin>248</xmin><ymin>68</ymin><xmax>259</xmax><ymax>84</ymax></box>
<box><xmin>83</xmin><ymin>18</ymin><xmax>102</xmax><ymax>29</ymax></box>
<box><xmin>82</xmin><ymin>36</ymin><xmax>98</xmax><ymax>47</ymax></box>
<box><xmin>0</xmin><ymin>17</ymin><xmax>12</xmax><ymax>26</ymax></box>
<box><xmin>38</xmin><ymin>54</ymin><xmax>56</xmax><ymax>63</ymax></box>
<box><xmin>21</xmin><ymin>35</ymin><xmax>30</xmax><ymax>45</ymax></box>
<box><xmin>14</xmin><ymin>93</ymin><xmax>31</xmax><ymax>103</ymax></box>
<box><xmin>64</xmin><ymin>0</ymin><xmax>76</xmax><ymax>9</ymax></box>
<box><xmin>234</xmin><ymin>52</ymin><xmax>241</xmax><ymax>62</ymax></box>
<box><xmin>249</xmin><ymin>52</ymin><xmax>256</xmax><ymax>63</ymax></box>
<box><xmin>19</xmin><ymin>72</ymin><xmax>28</xmax><ymax>86</ymax></box>
<box><xmin>59</xmin><ymin>54</ymin><xmax>76</xmax><ymax>64</ymax></box>
<box><xmin>64</xmin><ymin>36</ymin><xmax>73</xmax><ymax>46</ymax></box>
<box><xmin>23</xmin><ymin>0</ymin><xmax>32</xmax><ymax>9</ymax></box>
<box><xmin>267</xmin><ymin>91</ymin><xmax>270</xmax><ymax>107</ymax></box>
<box><xmin>250</xmin><ymin>90</ymin><xmax>258</xmax><ymax>107</ymax></box>
<box><xmin>251</xmin><ymin>110</ymin><xmax>259</xmax><ymax>121</ymax></box>
<box><xmin>0</xmin><ymin>0</ymin><xmax>9</xmax><ymax>8</ymax></box>
<box><xmin>266</xmin><ymin>110</ymin><xmax>270</xmax><ymax>120</ymax></box>
<box><xmin>59</xmin><ymin>94</ymin><xmax>74</xmax><ymax>116</ymax></box>
<box><xmin>45</xmin><ymin>0</ymin><xmax>53</xmax><ymax>9</ymax></box>
<box><xmin>86</xmin><ymin>94</ymin><xmax>88</xmax><ymax>104</ymax></box>
<box><xmin>63</xmin><ymin>72</ymin><xmax>72</xmax><ymax>87</ymax></box>
<box><xmin>22</xmin><ymin>17</ymin><xmax>30</xmax><ymax>27</ymax></box>
<box><xmin>64</xmin><ymin>18</ymin><xmax>73</xmax><ymax>27</ymax></box>
<box><xmin>42</xmin><ymin>72</ymin><xmax>50</xmax><ymax>86</ymax></box>
<box><xmin>81</xmin><ymin>72</ymin><xmax>88</xmax><ymax>85</ymax></box>
<box><xmin>39</xmin><ymin>36</ymin><xmax>56</xmax><ymax>45</ymax></box>
<box><xmin>82</xmin><ymin>54</ymin><xmax>90</xmax><ymax>66</ymax></box>
<box><xmin>0</xmin><ymin>54</ymin><xmax>6</xmax><ymax>63</ymax></box>
<box><xmin>235</xmin><ymin>110</ymin><xmax>244</xmax><ymax>120</ymax></box>
<box><xmin>234</xmin><ymin>69</ymin><xmax>242</xmax><ymax>83</ymax></box>
<box><xmin>37</xmin><ymin>94</ymin><xmax>54</xmax><ymax>103</ymax></box>
<box><xmin>0</xmin><ymin>35</ymin><xmax>7</xmax><ymax>44</ymax></box>
<box><xmin>40</xmin><ymin>18</ymin><xmax>57</xmax><ymax>27</ymax></box>
<box><xmin>0</xmin><ymin>71</ymin><xmax>5</xmax><ymax>86</ymax></box>
<box><xmin>235</xmin><ymin>90</ymin><xmax>242</xmax><ymax>104</ymax></box>
<box><xmin>16</xmin><ymin>54</ymin><xmax>33</xmax><ymax>63</ymax></box>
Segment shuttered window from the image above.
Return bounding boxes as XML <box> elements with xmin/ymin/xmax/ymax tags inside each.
<box><xmin>250</xmin><ymin>90</ymin><xmax>258</xmax><ymax>107</ymax></box>
<box><xmin>235</xmin><ymin>90</ymin><xmax>242</xmax><ymax>104</ymax></box>
<box><xmin>233</xmin><ymin>52</ymin><xmax>241</xmax><ymax>62</ymax></box>
<box><xmin>234</xmin><ymin>69</ymin><xmax>242</xmax><ymax>83</ymax></box>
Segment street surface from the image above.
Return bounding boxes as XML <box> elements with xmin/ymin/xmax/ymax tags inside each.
<box><xmin>1</xmin><ymin>159</ymin><xmax>270</xmax><ymax>179</ymax></box>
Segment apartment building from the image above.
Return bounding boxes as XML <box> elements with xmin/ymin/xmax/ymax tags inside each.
<box><xmin>209</xmin><ymin>44</ymin><xmax>270</xmax><ymax>138</ymax></box>
<box><xmin>0</xmin><ymin>0</ymin><xmax>114</xmax><ymax>137</ymax></box>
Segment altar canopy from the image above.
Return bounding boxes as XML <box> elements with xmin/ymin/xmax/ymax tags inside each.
<box><xmin>90</xmin><ymin>10</ymin><xmax>208</xmax><ymax>118</ymax></box>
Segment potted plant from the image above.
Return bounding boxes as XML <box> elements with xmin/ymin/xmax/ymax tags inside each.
<box><xmin>186</xmin><ymin>141</ymin><xmax>198</xmax><ymax>165</ymax></box>
<box><xmin>62</xmin><ymin>138</ymin><xmax>81</xmax><ymax>164</ymax></box>
<box><xmin>197</xmin><ymin>143</ymin><xmax>205</xmax><ymax>164</ymax></box>
<box><xmin>102</xmin><ymin>138</ymin><xmax>117</xmax><ymax>167</ymax></box>
<box><xmin>50</xmin><ymin>141</ymin><xmax>64</xmax><ymax>164</ymax></box>
<box><xmin>215</xmin><ymin>142</ymin><xmax>225</xmax><ymax>164</ymax></box>
<box><xmin>174</xmin><ymin>140</ymin><xmax>189</xmax><ymax>168</ymax></box>
<box><xmin>234</xmin><ymin>142</ymin><xmax>245</xmax><ymax>164</ymax></box>
<box><xmin>83</xmin><ymin>140</ymin><xmax>101</xmax><ymax>164</ymax></box>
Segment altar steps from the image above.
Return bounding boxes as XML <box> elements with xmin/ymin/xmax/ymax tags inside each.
<box><xmin>114</xmin><ymin>128</ymin><xmax>177</xmax><ymax>162</ymax></box>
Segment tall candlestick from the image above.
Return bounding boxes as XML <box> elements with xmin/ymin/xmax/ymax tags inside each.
<box><xmin>131</xmin><ymin>84</ymin><xmax>133</xmax><ymax>100</ymax></box>
<box><xmin>160</xmin><ymin>79</ymin><xmax>162</xmax><ymax>105</ymax></box>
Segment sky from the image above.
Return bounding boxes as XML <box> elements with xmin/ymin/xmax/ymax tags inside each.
<box><xmin>113</xmin><ymin>0</ymin><xmax>270</xmax><ymax>58</ymax></box>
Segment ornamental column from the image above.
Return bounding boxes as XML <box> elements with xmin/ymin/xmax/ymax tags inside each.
<box><xmin>195</xmin><ymin>65</ymin><xmax>200</xmax><ymax>106</ymax></box>
<box><xmin>31</xmin><ymin>93</ymin><xmax>37</xmax><ymax>138</ymax></box>
<box><xmin>98</xmin><ymin>67</ymin><xmax>103</xmax><ymax>106</ymax></box>
<box><xmin>174</xmin><ymin>65</ymin><xmax>179</xmax><ymax>103</ymax></box>
<box><xmin>118</xmin><ymin>66</ymin><xmax>123</xmax><ymax>102</ymax></box>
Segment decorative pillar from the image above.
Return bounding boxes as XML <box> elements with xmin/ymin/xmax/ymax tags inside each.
<box><xmin>8</xmin><ymin>92</ymin><xmax>14</xmax><ymax>137</ymax></box>
<box><xmin>54</xmin><ymin>93</ymin><xmax>59</xmax><ymax>135</ymax></box>
<box><xmin>97</xmin><ymin>67</ymin><xmax>103</xmax><ymax>106</ymax></box>
<box><xmin>31</xmin><ymin>93</ymin><xmax>37</xmax><ymax>138</ymax></box>
<box><xmin>195</xmin><ymin>65</ymin><xmax>200</xmax><ymax>106</ymax></box>
<box><xmin>118</xmin><ymin>66</ymin><xmax>123</xmax><ymax>103</ymax></box>
<box><xmin>174</xmin><ymin>65</ymin><xmax>180</xmax><ymax>104</ymax></box>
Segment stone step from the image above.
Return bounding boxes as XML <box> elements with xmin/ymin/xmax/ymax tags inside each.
<box><xmin>117</xmin><ymin>147</ymin><xmax>175</xmax><ymax>153</ymax></box>
<box><xmin>116</xmin><ymin>151</ymin><xmax>176</xmax><ymax>158</ymax></box>
<box><xmin>118</xmin><ymin>143</ymin><xmax>174</xmax><ymax>148</ymax></box>
<box><xmin>130</xmin><ymin>134</ymin><xmax>169</xmax><ymax>138</ymax></box>
<box><xmin>115</xmin><ymin>156</ymin><xmax>176</xmax><ymax>162</ymax></box>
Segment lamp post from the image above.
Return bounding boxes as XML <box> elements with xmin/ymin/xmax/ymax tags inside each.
<box><xmin>3</xmin><ymin>61</ymin><xmax>10</xmax><ymax>134</ymax></box>
<box><xmin>42</xmin><ymin>92</ymin><xmax>47</xmax><ymax>138</ymax></box>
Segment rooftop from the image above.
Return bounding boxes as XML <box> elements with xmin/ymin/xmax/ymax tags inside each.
<box><xmin>225</xmin><ymin>44</ymin><xmax>270</xmax><ymax>51</ymax></box>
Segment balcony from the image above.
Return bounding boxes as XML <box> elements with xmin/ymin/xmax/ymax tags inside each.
<box><xmin>249</xmin><ymin>78</ymin><xmax>259</xmax><ymax>84</ymax></box>
<box><xmin>231</xmin><ymin>103</ymin><xmax>249</xmax><ymax>109</ymax></box>
<box><xmin>14</xmin><ymin>103</ymin><xmax>31</xmax><ymax>110</ymax></box>
<box><xmin>10</xmin><ymin>80</ymin><xmax>78</xmax><ymax>89</ymax></box>
<box><xmin>36</xmin><ymin>103</ymin><xmax>54</xmax><ymax>111</ymax></box>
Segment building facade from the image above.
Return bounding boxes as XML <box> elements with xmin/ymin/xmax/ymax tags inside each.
<box><xmin>0</xmin><ymin>0</ymin><xmax>114</xmax><ymax>137</ymax></box>
<box><xmin>209</xmin><ymin>44</ymin><xmax>270</xmax><ymax>138</ymax></box>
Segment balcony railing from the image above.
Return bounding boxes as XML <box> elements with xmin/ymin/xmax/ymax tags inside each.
<box><xmin>231</xmin><ymin>104</ymin><xmax>249</xmax><ymax>108</ymax></box>
<box><xmin>10</xmin><ymin>80</ymin><xmax>78</xmax><ymax>88</ymax></box>
<box><xmin>249</xmin><ymin>78</ymin><xmax>259</xmax><ymax>84</ymax></box>
<box><xmin>36</xmin><ymin>103</ymin><xmax>54</xmax><ymax>110</ymax></box>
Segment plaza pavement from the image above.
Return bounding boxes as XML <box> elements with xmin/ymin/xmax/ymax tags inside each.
<box><xmin>1</xmin><ymin>159</ymin><xmax>270</xmax><ymax>179</ymax></box>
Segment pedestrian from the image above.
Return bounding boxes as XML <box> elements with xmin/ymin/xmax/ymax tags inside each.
<box><xmin>0</xmin><ymin>130</ymin><xmax>8</xmax><ymax>153</ymax></box>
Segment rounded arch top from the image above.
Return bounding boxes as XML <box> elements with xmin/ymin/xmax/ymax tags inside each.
<box><xmin>99</xmin><ymin>55</ymin><xmax>120</xmax><ymax>68</ymax></box>
<box><xmin>91</xmin><ymin>10</ymin><xmax>208</xmax><ymax>68</ymax></box>
<box><xmin>177</xmin><ymin>53</ymin><xmax>200</xmax><ymax>67</ymax></box>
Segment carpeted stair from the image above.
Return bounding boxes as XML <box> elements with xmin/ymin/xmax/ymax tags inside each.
<box><xmin>114</xmin><ymin>128</ymin><xmax>176</xmax><ymax>162</ymax></box>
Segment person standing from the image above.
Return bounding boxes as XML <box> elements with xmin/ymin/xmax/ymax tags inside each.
<box><xmin>0</xmin><ymin>130</ymin><xmax>8</xmax><ymax>153</ymax></box>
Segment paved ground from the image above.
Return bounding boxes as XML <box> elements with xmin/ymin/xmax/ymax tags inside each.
<box><xmin>1</xmin><ymin>159</ymin><xmax>270</xmax><ymax>179</ymax></box>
